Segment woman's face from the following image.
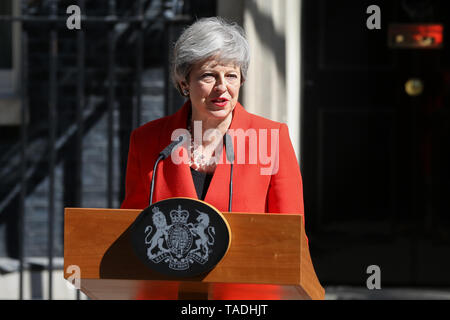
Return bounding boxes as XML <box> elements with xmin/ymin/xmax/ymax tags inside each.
<box><xmin>181</xmin><ymin>57</ymin><xmax>242</xmax><ymax>122</ymax></box>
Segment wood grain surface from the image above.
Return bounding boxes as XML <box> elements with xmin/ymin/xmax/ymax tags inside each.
<box><xmin>64</xmin><ymin>208</ymin><xmax>325</xmax><ymax>300</ymax></box>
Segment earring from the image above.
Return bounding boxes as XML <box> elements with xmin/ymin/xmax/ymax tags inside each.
<box><xmin>183</xmin><ymin>89</ymin><xmax>189</xmax><ymax>96</ymax></box>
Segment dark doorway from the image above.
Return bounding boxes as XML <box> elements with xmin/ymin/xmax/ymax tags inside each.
<box><xmin>302</xmin><ymin>0</ymin><xmax>450</xmax><ymax>286</ymax></box>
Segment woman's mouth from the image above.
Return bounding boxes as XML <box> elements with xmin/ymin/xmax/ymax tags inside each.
<box><xmin>211</xmin><ymin>98</ymin><xmax>229</xmax><ymax>108</ymax></box>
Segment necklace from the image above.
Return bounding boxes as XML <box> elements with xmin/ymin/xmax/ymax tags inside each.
<box><xmin>187</xmin><ymin>121</ymin><xmax>217</xmax><ymax>171</ymax></box>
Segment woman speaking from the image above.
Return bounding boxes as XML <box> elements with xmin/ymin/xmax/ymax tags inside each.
<box><xmin>121</xmin><ymin>17</ymin><xmax>304</xmax><ymax>216</ymax></box>
<box><xmin>121</xmin><ymin>17</ymin><xmax>306</xmax><ymax>299</ymax></box>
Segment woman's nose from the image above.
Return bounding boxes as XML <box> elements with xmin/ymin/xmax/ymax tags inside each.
<box><xmin>214</xmin><ymin>76</ymin><xmax>227</xmax><ymax>92</ymax></box>
<box><xmin>215</xmin><ymin>83</ymin><xmax>226</xmax><ymax>92</ymax></box>
<box><xmin>215</xmin><ymin>76</ymin><xmax>227</xmax><ymax>92</ymax></box>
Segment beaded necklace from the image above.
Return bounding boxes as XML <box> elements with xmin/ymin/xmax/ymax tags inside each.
<box><xmin>187</xmin><ymin>120</ymin><xmax>218</xmax><ymax>172</ymax></box>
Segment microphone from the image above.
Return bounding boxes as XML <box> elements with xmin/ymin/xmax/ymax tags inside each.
<box><xmin>224</xmin><ymin>133</ymin><xmax>235</xmax><ymax>164</ymax></box>
<box><xmin>160</xmin><ymin>134</ymin><xmax>187</xmax><ymax>159</ymax></box>
<box><xmin>149</xmin><ymin>135</ymin><xmax>187</xmax><ymax>206</ymax></box>
<box><xmin>224</xmin><ymin>133</ymin><xmax>234</xmax><ymax>212</ymax></box>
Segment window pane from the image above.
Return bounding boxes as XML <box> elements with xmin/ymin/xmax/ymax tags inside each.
<box><xmin>0</xmin><ymin>0</ymin><xmax>12</xmax><ymax>69</ymax></box>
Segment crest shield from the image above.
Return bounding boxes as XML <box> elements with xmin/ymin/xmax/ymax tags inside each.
<box><xmin>130</xmin><ymin>198</ymin><xmax>231</xmax><ymax>277</ymax></box>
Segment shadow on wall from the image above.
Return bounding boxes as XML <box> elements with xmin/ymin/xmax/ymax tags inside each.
<box><xmin>245</xmin><ymin>0</ymin><xmax>286</xmax><ymax>84</ymax></box>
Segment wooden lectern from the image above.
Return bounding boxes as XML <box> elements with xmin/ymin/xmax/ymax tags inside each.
<box><xmin>64</xmin><ymin>208</ymin><xmax>325</xmax><ymax>300</ymax></box>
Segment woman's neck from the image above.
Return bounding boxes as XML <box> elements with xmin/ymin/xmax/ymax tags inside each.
<box><xmin>189</xmin><ymin>111</ymin><xmax>232</xmax><ymax>147</ymax></box>
<box><xmin>187</xmin><ymin>108</ymin><xmax>233</xmax><ymax>173</ymax></box>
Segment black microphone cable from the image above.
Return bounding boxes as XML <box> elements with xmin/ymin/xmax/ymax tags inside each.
<box><xmin>224</xmin><ymin>133</ymin><xmax>235</xmax><ymax>212</ymax></box>
<box><xmin>149</xmin><ymin>135</ymin><xmax>186</xmax><ymax>206</ymax></box>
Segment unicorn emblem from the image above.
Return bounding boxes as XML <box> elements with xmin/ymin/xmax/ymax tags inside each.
<box><xmin>188</xmin><ymin>210</ymin><xmax>216</xmax><ymax>259</ymax></box>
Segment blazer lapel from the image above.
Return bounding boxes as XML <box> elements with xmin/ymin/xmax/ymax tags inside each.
<box><xmin>203</xmin><ymin>144</ymin><xmax>229</xmax><ymax>211</ymax></box>
<box><xmin>203</xmin><ymin>103</ymin><xmax>250</xmax><ymax>212</ymax></box>
<box><xmin>155</xmin><ymin>101</ymin><xmax>198</xmax><ymax>201</ymax></box>
<box><xmin>159</xmin><ymin>148</ymin><xmax>198</xmax><ymax>199</ymax></box>
<box><xmin>155</xmin><ymin>101</ymin><xmax>251</xmax><ymax>210</ymax></box>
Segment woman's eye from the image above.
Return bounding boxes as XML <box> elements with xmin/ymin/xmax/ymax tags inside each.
<box><xmin>227</xmin><ymin>74</ymin><xmax>238</xmax><ymax>79</ymax></box>
<box><xmin>200</xmin><ymin>75</ymin><xmax>215</xmax><ymax>82</ymax></box>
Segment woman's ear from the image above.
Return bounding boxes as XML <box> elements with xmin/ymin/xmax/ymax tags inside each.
<box><xmin>179</xmin><ymin>80</ymin><xmax>189</xmax><ymax>91</ymax></box>
<box><xmin>179</xmin><ymin>80</ymin><xmax>190</xmax><ymax>97</ymax></box>
<box><xmin>240</xmin><ymin>71</ymin><xmax>245</xmax><ymax>86</ymax></box>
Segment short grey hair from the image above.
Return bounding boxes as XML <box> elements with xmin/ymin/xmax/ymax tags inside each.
<box><xmin>171</xmin><ymin>17</ymin><xmax>250</xmax><ymax>95</ymax></box>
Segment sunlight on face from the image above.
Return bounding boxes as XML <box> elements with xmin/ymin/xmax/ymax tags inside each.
<box><xmin>182</xmin><ymin>57</ymin><xmax>242</xmax><ymax>122</ymax></box>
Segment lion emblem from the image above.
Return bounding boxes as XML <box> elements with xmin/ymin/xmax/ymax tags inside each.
<box><xmin>145</xmin><ymin>207</ymin><xmax>170</xmax><ymax>259</ymax></box>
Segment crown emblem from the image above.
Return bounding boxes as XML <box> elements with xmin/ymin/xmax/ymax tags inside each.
<box><xmin>169</xmin><ymin>205</ymin><xmax>189</xmax><ymax>224</ymax></box>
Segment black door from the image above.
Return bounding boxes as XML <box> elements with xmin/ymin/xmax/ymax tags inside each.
<box><xmin>302</xmin><ymin>0</ymin><xmax>450</xmax><ymax>286</ymax></box>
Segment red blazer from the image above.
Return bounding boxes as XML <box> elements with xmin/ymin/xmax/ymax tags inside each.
<box><xmin>121</xmin><ymin>101</ymin><xmax>305</xmax><ymax>217</ymax></box>
<box><xmin>121</xmin><ymin>101</ymin><xmax>306</xmax><ymax>300</ymax></box>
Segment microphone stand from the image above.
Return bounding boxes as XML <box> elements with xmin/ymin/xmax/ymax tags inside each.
<box><xmin>149</xmin><ymin>135</ymin><xmax>185</xmax><ymax>206</ymax></box>
<box><xmin>225</xmin><ymin>133</ymin><xmax>234</xmax><ymax>212</ymax></box>
<box><xmin>149</xmin><ymin>154</ymin><xmax>164</xmax><ymax>207</ymax></box>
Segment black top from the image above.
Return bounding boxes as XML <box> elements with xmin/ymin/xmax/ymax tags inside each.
<box><xmin>190</xmin><ymin>168</ymin><xmax>214</xmax><ymax>200</ymax></box>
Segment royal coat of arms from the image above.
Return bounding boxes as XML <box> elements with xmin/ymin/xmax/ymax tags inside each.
<box><xmin>144</xmin><ymin>205</ymin><xmax>216</xmax><ymax>270</ymax></box>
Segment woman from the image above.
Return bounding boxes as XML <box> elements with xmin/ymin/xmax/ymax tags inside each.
<box><xmin>121</xmin><ymin>17</ymin><xmax>306</xmax><ymax>299</ymax></box>
<box><xmin>121</xmin><ymin>17</ymin><xmax>304</xmax><ymax>216</ymax></box>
